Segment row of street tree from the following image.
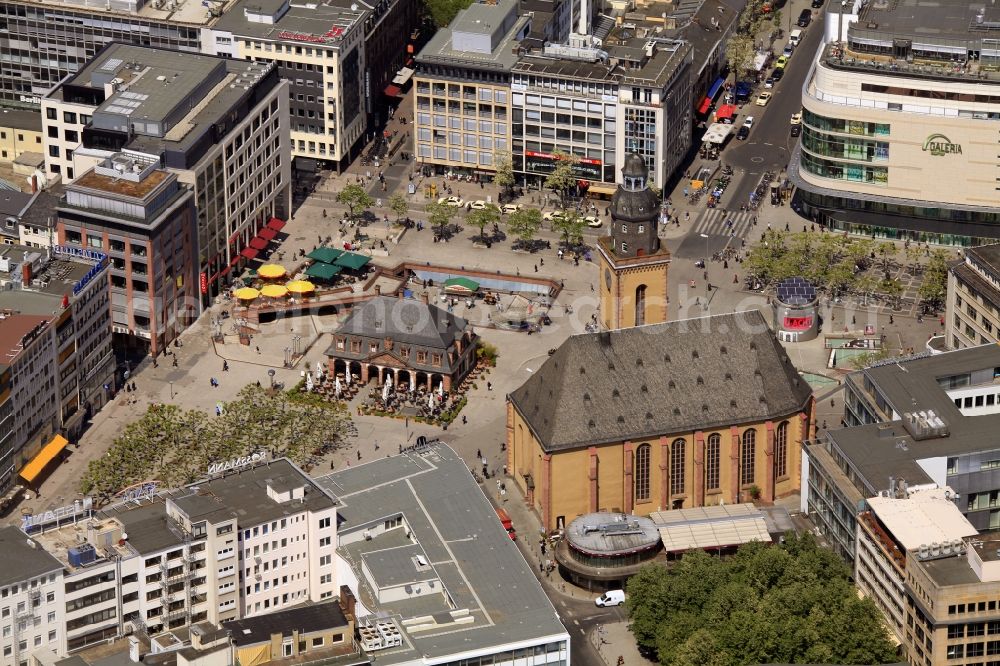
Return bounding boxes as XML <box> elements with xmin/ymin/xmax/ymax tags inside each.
<box><xmin>746</xmin><ymin>230</ymin><xmax>950</xmax><ymax>311</ymax></box>
<box><xmin>79</xmin><ymin>385</ymin><xmax>352</xmax><ymax>503</ymax></box>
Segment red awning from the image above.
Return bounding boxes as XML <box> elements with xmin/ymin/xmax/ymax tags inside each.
<box><xmin>249</xmin><ymin>237</ymin><xmax>269</xmax><ymax>251</ymax></box>
<box><xmin>384</xmin><ymin>84</ymin><xmax>401</xmax><ymax>98</ymax></box>
<box><xmin>220</xmin><ymin>266</ymin><xmax>231</xmax><ymax>277</ymax></box>
<box><xmin>241</xmin><ymin>247</ymin><xmax>260</xmax><ymax>260</ymax></box>
<box><xmin>715</xmin><ymin>104</ymin><xmax>737</xmax><ymax>120</ymax></box>
<box><xmin>698</xmin><ymin>96</ymin><xmax>712</xmax><ymax>114</ymax></box>
<box><xmin>267</xmin><ymin>217</ymin><xmax>286</xmax><ymax>231</ymax></box>
<box><xmin>230</xmin><ymin>255</ymin><xmax>241</xmax><ymax>266</ymax></box>
<box><xmin>258</xmin><ymin>227</ymin><xmax>277</xmax><ymax>241</ymax></box>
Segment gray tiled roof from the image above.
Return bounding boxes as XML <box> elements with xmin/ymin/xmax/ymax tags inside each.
<box><xmin>509</xmin><ymin>311</ymin><xmax>812</xmax><ymax>451</ymax></box>
<box><xmin>0</xmin><ymin>525</ymin><xmax>63</xmax><ymax>588</ymax></box>
<box><xmin>328</xmin><ymin>296</ymin><xmax>468</xmax><ymax>352</ymax></box>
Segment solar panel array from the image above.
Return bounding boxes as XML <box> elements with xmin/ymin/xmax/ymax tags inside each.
<box><xmin>776</xmin><ymin>276</ymin><xmax>816</xmax><ymax>306</ymax></box>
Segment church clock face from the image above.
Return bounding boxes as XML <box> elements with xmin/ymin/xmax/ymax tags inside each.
<box><xmin>605</xmin><ymin>268</ymin><xmax>612</xmax><ymax>290</ymax></box>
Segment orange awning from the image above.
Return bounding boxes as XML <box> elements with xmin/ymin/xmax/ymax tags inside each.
<box><xmin>19</xmin><ymin>434</ymin><xmax>69</xmax><ymax>484</ymax></box>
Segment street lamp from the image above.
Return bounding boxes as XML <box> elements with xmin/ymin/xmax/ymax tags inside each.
<box><xmin>169</xmin><ymin>381</ymin><xmax>174</xmax><ymax>400</ymax></box>
<box><xmin>699</xmin><ymin>233</ymin><xmax>710</xmax><ymax>262</ymax></box>
<box><xmin>268</xmin><ymin>369</ymin><xmax>276</xmax><ymax>389</ymax></box>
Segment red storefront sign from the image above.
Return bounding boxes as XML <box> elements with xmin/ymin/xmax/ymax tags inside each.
<box><xmin>278</xmin><ymin>25</ymin><xmax>344</xmax><ymax>43</ymax></box>
<box><xmin>200</xmin><ymin>272</ymin><xmax>208</xmax><ymax>294</ymax></box>
<box><xmin>783</xmin><ymin>316</ymin><xmax>813</xmax><ymax>331</ymax></box>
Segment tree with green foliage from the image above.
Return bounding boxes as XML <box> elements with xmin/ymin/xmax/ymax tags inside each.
<box><xmin>427</xmin><ymin>201</ymin><xmax>456</xmax><ymax>239</ymax></box>
<box><xmin>919</xmin><ymin>249</ymin><xmax>950</xmax><ymax>311</ymax></box>
<box><xmin>545</xmin><ymin>152</ymin><xmax>578</xmax><ymax>208</ymax></box>
<box><xmin>494</xmin><ymin>151</ymin><xmax>515</xmax><ymax>198</ymax></box>
<box><xmin>466</xmin><ymin>205</ymin><xmax>500</xmax><ymax>243</ymax></box>
<box><xmin>875</xmin><ymin>241</ymin><xmax>897</xmax><ymax>273</ymax></box>
<box><xmin>904</xmin><ymin>244</ymin><xmax>923</xmax><ymax>275</ymax></box>
<box><xmin>80</xmin><ymin>385</ymin><xmax>351</xmax><ymax>503</ymax></box>
<box><xmin>627</xmin><ymin>532</ymin><xmax>898</xmax><ymax>666</ymax></box>
<box><xmin>336</xmin><ymin>183</ymin><xmax>374</xmax><ymax>219</ymax></box>
<box><xmin>425</xmin><ymin>0</ymin><xmax>473</xmax><ymax>27</ymax></box>
<box><xmin>389</xmin><ymin>194</ymin><xmax>408</xmax><ymax>222</ymax></box>
<box><xmin>726</xmin><ymin>34</ymin><xmax>756</xmax><ymax>79</ymax></box>
<box><xmin>850</xmin><ymin>347</ymin><xmax>892</xmax><ymax>370</ymax></box>
<box><xmin>854</xmin><ymin>274</ymin><xmax>878</xmax><ymax>306</ymax></box>
<box><xmin>881</xmin><ymin>277</ymin><xmax>904</xmax><ymax>310</ymax></box>
<box><xmin>507</xmin><ymin>207</ymin><xmax>542</xmax><ymax>247</ymax></box>
<box><xmin>552</xmin><ymin>211</ymin><xmax>586</xmax><ymax>248</ymax></box>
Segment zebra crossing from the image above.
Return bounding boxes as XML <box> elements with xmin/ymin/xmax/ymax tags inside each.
<box><xmin>690</xmin><ymin>209</ymin><xmax>756</xmax><ymax>237</ymax></box>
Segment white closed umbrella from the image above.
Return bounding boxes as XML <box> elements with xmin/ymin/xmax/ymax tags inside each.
<box><xmin>306</xmin><ymin>372</ymin><xmax>314</xmax><ymax>392</ymax></box>
<box><xmin>438</xmin><ymin>381</ymin><xmax>444</xmax><ymax>397</ymax></box>
<box><xmin>382</xmin><ymin>381</ymin><xmax>390</xmax><ymax>402</ymax></box>
<box><xmin>428</xmin><ymin>393</ymin><xmax>434</xmax><ymax>409</ymax></box>
<box><xmin>316</xmin><ymin>361</ymin><xmax>324</xmax><ymax>376</ymax></box>
<box><xmin>345</xmin><ymin>368</ymin><xmax>351</xmax><ymax>385</ymax></box>
<box><xmin>335</xmin><ymin>376</ymin><xmax>342</xmax><ymax>398</ymax></box>
<box><xmin>410</xmin><ymin>374</ymin><xmax>416</xmax><ymax>391</ymax></box>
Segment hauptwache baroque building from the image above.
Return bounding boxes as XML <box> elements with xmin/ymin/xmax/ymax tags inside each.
<box><xmin>792</xmin><ymin>0</ymin><xmax>1000</xmax><ymax>246</ymax></box>
<box><xmin>506</xmin><ymin>309</ymin><xmax>816</xmax><ymax>531</ymax></box>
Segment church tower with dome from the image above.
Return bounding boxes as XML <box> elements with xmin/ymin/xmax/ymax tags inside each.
<box><xmin>596</xmin><ymin>153</ymin><xmax>671</xmax><ymax>330</ymax></box>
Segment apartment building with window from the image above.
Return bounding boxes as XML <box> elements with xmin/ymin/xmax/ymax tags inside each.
<box><xmin>56</xmin><ymin>153</ymin><xmax>198</xmax><ymax>356</ymax></box>
<box><xmin>947</xmin><ymin>243</ymin><xmax>1000</xmax><ymax>350</ymax></box>
<box><xmin>0</xmin><ymin>110</ymin><xmax>43</xmax><ymax>167</ymax></box>
<box><xmin>412</xmin><ymin>0</ymin><xmax>528</xmax><ymax>176</ymax></box>
<box><xmin>804</xmin><ymin>345</ymin><xmax>1000</xmax><ymax>562</ymax></box>
<box><xmin>42</xmin><ymin>43</ymin><xmax>291</xmax><ymax>309</ymax></box>
<box><xmin>0</xmin><ymin>526</ymin><xmax>65</xmax><ymax>666</ymax></box>
<box><xmin>209</xmin><ymin>0</ymin><xmax>368</xmax><ymax>171</ymax></box>
<box><xmin>25</xmin><ymin>457</ymin><xmax>338</xmax><ymax>656</ymax></box>
<box><xmin>0</xmin><ymin>244</ymin><xmax>113</xmax><ymax>495</ymax></box>
<box><xmin>511</xmin><ymin>29</ymin><xmax>692</xmax><ymax>192</ymax></box>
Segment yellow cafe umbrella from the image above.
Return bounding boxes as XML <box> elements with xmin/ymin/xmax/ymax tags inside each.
<box><xmin>286</xmin><ymin>280</ymin><xmax>316</xmax><ymax>294</ymax></box>
<box><xmin>260</xmin><ymin>284</ymin><xmax>289</xmax><ymax>298</ymax></box>
<box><xmin>258</xmin><ymin>264</ymin><xmax>287</xmax><ymax>279</ymax></box>
<box><xmin>235</xmin><ymin>287</ymin><xmax>260</xmax><ymax>300</ymax></box>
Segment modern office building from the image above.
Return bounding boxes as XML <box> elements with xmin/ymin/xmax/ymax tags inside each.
<box><xmin>805</xmin><ymin>345</ymin><xmax>1000</xmax><ymax>561</ymax></box>
<box><xmin>0</xmin><ymin>109</ymin><xmax>43</xmax><ymax>167</ymax></box>
<box><xmin>792</xmin><ymin>0</ymin><xmax>1000</xmax><ymax>246</ymax></box>
<box><xmin>0</xmin><ymin>525</ymin><xmax>66</xmax><ymax>665</ymax></box>
<box><xmin>412</xmin><ymin>0</ymin><xmax>527</xmax><ymax>177</ymax></box>
<box><xmin>56</xmin><ymin>152</ymin><xmax>199</xmax><ymax>356</ymax></box>
<box><xmin>511</xmin><ymin>30</ymin><xmax>692</xmax><ymax>192</ymax></box>
<box><xmin>25</xmin><ymin>456</ymin><xmax>338</xmax><ymax>654</ymax></box>
<box><xmin>315</xmin><ymin>442</ymin><xmax>571</xmax><ymax>666</ymax></box>
<box><xmin>209</xmin><ymin>0</ymin><xmax>369</xmax><ymax>170</ymax></box>
<box><xmin>0</xmin><ymin>0</ymin><xmax>213</xmax><ymax>110</ymax></box>
<box><xmin>947</xmin><ymin>243</ymin><xmax>1000</xmax><ymax>349</ymax></box>
<box><xmin>508</xmin><ymin>310</ymin><xmax>815</xmax><ymax>531</ymax></box>
<box><xmin>854</xmin><ymin>485</ymin><xmax>976</xmax><ymax>644</ymax></box>
<box><xmin>0</xmin><ymin>244</ymin><xmax>113</xmax><ymax>495</ymax></box>
<box><xmin>42</xmin><ymin>43</ymin><xmax>291</xmax><ymax>308</ymax></box>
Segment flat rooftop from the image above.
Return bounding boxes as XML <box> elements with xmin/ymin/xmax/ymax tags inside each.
<box><xmin>867</xmin><ymin>487</ymin><xmax>977</xmax><ymax>551</ymax></box>
<box><xmin>828</xmin><ymin>345</ymin><xmax>1000</xmax><ymax>490</ymax></box>
<box><xmin>0</xmin><ymin>313</ymin><xmax>52</xmax><ymax>370</ymax></box>
<box><xmin>225</xmin><ymin>601</ymin><xmax>349</xmax><ymax>646</ymax></box>
<box><xmin>0</xmin><ymin>525</ymin><xmax>63</xmax><ymax>587</ymax></box>
<box><xmin>57</xmin><ymin>43</ymin><xmax>276</xmax><ymax>158</ymax></box>
<box><xmin>23</xmin><ymin>0</ymin><xmax>236</xmax><ymax>26</ymax></box>
<box><xmin>315</xmin><ymin>443</ymin><xmax>568</xmax><ymax>665</ymax></box>
<box><xmin>853</xmin><ymin>0</ymin><xmax>997</xmax><ymax>42</ymax></box>
<box><xmin>416</xmin><ymin>0</ymin><xmax>529</xmax><ymax>71</ymax></box>
<box><xmin>168</xmin><ymin>457</ymin><xmax>337</xmax><ymax>527</ymax></box>
<box><xmin>213</xmin><ymin>0</ymin><xmax>366</xmax><ymax>43</ymax></box>
<box><xmin>73</xmin><ymin>168</ymin><xmax>169</xmax><ymax>199</ymax></box>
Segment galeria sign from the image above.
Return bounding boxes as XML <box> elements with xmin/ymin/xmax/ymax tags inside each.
<box><xmin>208</xmin><ymin>452</ymin><xmax>267</xmax><ymax>475</ymax></box>
<box><xmin>922</xmin><ymin>133</ymin><xmax>962</xmax><ymax>156</ymax></box>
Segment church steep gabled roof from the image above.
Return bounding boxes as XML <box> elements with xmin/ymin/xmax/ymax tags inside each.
<box><xmin>508</xmin><ymin>311</ymin><xmax>813</xmax><ymax>452</ymax></box>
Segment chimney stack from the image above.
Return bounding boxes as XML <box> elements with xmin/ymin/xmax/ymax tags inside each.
<box><xmin>374</xmin><ymin>284</ymin><xmax>381</xmax><ymax>296</ymax></box>
<box><xmin>31</xmin><ymin>175</ymin><xmax>38</xmax><ymax>194</ymax></box>
<box><xmin>339</xmin><ymin>585</ymin><xmax>357</xmax><ymax>619</ymax></box>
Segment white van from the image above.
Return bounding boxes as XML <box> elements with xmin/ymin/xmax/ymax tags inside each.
<box><xmin>789</xmin><ymin>29</ymin><xmax>803</xmax><ymax>47</ymax></box>
<box><xmin>595</xmin><ymin>590</ymin><xmax>625</xmax><ymax>607</ymax></box>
